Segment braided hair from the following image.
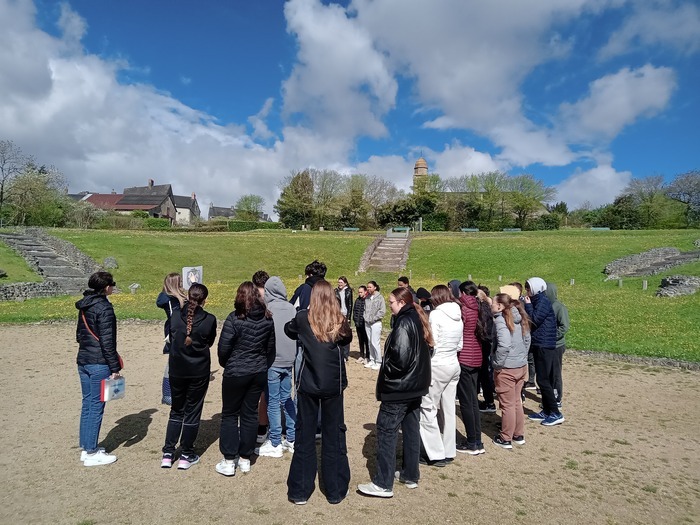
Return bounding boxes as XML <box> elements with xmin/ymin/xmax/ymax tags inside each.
<box><xmin>185</xmin><ymin>283</ymin><xmax>208</xmax><ymax>346</ymax></box>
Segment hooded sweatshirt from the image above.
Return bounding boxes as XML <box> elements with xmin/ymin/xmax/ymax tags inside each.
<box><xmin>524</xmin><ymin>277</ymin><xmax>557</xmax><ymax>349</ymax></box>
<box><xmin>169</xmin><ymin>302</ymin><xmax>217</xmax><ymax>378</ymax></box>
<box><xmin>545</xmin><ymin>282</ymin><xmax>570</xmax><ymax>348</ymax></box>
<box><xmin>428</xmin><ymin>301</ymin><xmax>463</xmax><ymax>366</ymax></box>
<box><xmin>264</xmin><ymin>277</ymin><xmax>298</xmax><ymax>368</ymax></box>
<box><xmin>76</xmin><ymin>291</ymin><xmax>120</xmax><ymax>373</ymax></box>
<box><xmin>492</xmin><ymin>307</ymin><xmax>530</xmax><ymax>369</ymax></box>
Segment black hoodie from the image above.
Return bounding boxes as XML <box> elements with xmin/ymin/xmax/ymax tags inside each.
<box><xmin>169</xmin><ymin>302</ymin><xmax>217</xmax><ymax>378</ymax></box>
<box><xmin>75</xmin><ymin>291</ymin><xmax>120</xmax><ymax>373</ymax></box>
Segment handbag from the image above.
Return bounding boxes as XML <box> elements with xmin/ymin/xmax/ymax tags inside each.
<box><xmin>100</xmin><ymin>376</ymin><xmax>126</xmax><ymax>402</ymax></box>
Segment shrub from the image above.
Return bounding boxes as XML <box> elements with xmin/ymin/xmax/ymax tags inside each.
<box><xmin>422</xmin><ymin>212</ymin><xmax>449</xmax><ymax>231</ymax></box>
<box><xmin>131</xmin><ymin>210</ymin><xmax>149</xmax><ymax>219</ymax></box>
<box><xmin>97</xmin><ymin>214</ymin><xmax>144</xmax><ymax>229</ymax></box>
<box><xmin>144</xmin><ymin>218</ymin><xmax>171</xmax><ymax>230</ymax></box>
<box><xmin>227</xmin><ymin>221</ymin><xmax>282</xmax><ymax>232</ymax></box>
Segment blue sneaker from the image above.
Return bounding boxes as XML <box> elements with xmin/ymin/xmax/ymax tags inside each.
<box><xmin>528</xmin><ymin>410</ymin><xmax>547</xmax><ymax>421</ymax></box>
<box><xmin>541</xmin><ymin>413</ymin><xmax>565</xmax><ymax>426</ymax></box>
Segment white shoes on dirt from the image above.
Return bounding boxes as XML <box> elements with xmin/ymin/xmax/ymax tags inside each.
<box><xmin>83</xmin><ymin>450</ymin><xmax>117</xmax><ymax>467</ymax></box>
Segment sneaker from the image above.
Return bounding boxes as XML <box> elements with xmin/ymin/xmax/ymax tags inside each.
<box><xmin>315</xmin><ymin>432</ymin><xmax>322</xmax><ymax>441</ymax></box>
<box><xmin>541</xmin><ymin>413</ymin><xmax>565</xmax><ymax>426</ymax></box>
<box><xmin>357</xmin><ymin>482</ymin><xmax>393</xmax><ymax>498</ymax></box>
<box><xmin>512</xmin><ymin>435</ymin><xmax>526</xmax><ymax>445</ymax></box>
<box><xmin>177</xmin><ymin>454</ymin><xmax>199</xmax><ymax>470</ymax></box>
<box><xmin>83</xmin><ymin>450</ymin><xmax>117</xmax><ymax>467</ymax></box>
<box><xmin>524</xmin><ymin>382</ymin><xmax>537</xmax><ymax>391</ymax></box>
<box><xmin>479</xmin><ymin>402</ymin><xmax>497</xmax><ymax>413</ymax></box>
<box><xmin>419</xmin><ymin>456</ymin><xmax>446</xmax><ymax>467</ymax></box>
<box><xmin>161</xmin><ymin>453</ymin><xmax>174</xmax><ymax>468</ymax></box>
<box><xmin>370</xmin><ymin>363</ymin><xmax>381</xmax><ymax>371</ymax></box>
<box><xmin>477</xmin><ymin>444</ymin><xmax>486</xmax><ymax>455</ymax></box>
<box><xmin>528</xmin><ymin>410</ymin><xmax>547</xmax><ymax>421</ymax></box>
<box><xmin>492</xmin><ymin>435</ymin><xmax>513</xmax><ymax>449</ymax></box>
<box><xmin>80</xmin><ymin>447</ymin><xmax>105</xmax><ymax>461</ymax></box>
<box><xmin>282</xmin><ymin>438</ymin><xmax>295</xmax><ymax>453</ymax></box>
<box><xmin>290</xmin><ymin>498</ymin><xmax>307</xmax><ymax>505</ymax></box>
<box><xmin>256</xmin><ymin>439</ymin><xmax>284</xmax><ymax>458</ymax></box>
<box><xmin>395</xmin><ymin>471</ymin><xmax>418</xmax><ymax>489</ymax></box>
<box><xmin>364</xmin><ymin>360</ymin><xmax>375</xmax><ymax>368</ymax></box>
<box><xmin>215</xmin><ymin>458</ymin><xmax>236</xmax><ymax>476</ymax></box>
<box><xmin>456</xmin><ymin>442</ymin><xmax>480</xmax><ymax>455</ymax></box>
<box><xmin>238</xmin><ymin>457</ymin><xmax>251</xmax><ymax>473</ymax></box>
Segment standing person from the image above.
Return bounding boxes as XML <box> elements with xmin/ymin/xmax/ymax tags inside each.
<box><xmin>257</xmin><ymin>277</ymin><xmax>298</xmax><ymax>458</ymax></box>
<box><xmin>252</xmin><ymin>270</ymin><xmax>269</xmax><ymax>298</ymax></box>
<box><xmin>335</xmin><ymin>276</ymin><xmax>353</xmax><ymax>361</ymax></box>
<box><xmin>419</xmin><ymin>285</ymin><xmax>462</xmax><ymax>466</ymax></box>
<box><xmin>161</xmin><ymin>283</ymin><xmax>217</xmax><ymax>469</ymax></box>
<box><xmin>475</xmin><ymin>284</ymin><xmax>496</xmax><ymax>413</ymax></box>
<box><xmin>156</xmin><ymin>273</ymin><xmax>187</xmax><ymax>406</ymax></box>
<box><xmin>216</xmin><ymin>282</ymin><xmax>276</xmax><ymax>476</ymax></box>
<box><xmin>545</xmin><ymin>282</ymin><xmax>570</xmax><ymax>406</ymax></box>
<box><xmin>455</xmin><ymin>281</ymin><xmax>485</xmax><ymax>455</ymax></box>
<box><xmin>509</xmin><ymin>281</ymin><xmax>535</xmax><ymax>392</ymax></box>
<box><xmin>415</xmin><ymin>287</ymin><xmax>433</xmax><ymax>314</ymax></box>
<box><xmin>489</xmin><ymin>293</ymin><xmax>530</xmax><ymax>449</ymax></box>
<box><xmin>397</xmin><ymin>276</ymin><xmax>418</xmax><ymax>303</ymax></box>
<box><xmin>524</xmin><ymin>278</ymin><xmax>564</xmax><ymax>426</ymax></box>
<box><xmin>76</xmin><ymin>271</ymin><xmax>120</xmax><ymax>467</ymax></box>
<box><xmin>252</xmin><ymin>270</ymin><xmax>270</xmax><ymax>445</ymax></box>
<box><xmin>358</xmin><ymin>288</ymin><xmax>433</xmax><ymax>498</ymax></box>
<box><xmin>285</xmin><ymin>280</ymin><xmax>353</xmax><ymax>505</ymax></box>
<box><xmin>353</xmin><ymin>285</ymin><xmax>370</xmax><ymax>364</ymax></box>
<box><xmin>290</xmin><ymin>260</ymin><xmax>327</xmax><ymax>311</ymax></box>
<box><xmin>363</xmin><ymin>280</ymin><xmax>386</xmax><ymax>371</ymax></box>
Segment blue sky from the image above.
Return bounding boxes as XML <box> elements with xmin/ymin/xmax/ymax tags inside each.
<box><xmin>1</xmin><ymin>0</ymin><xmax>698</xmax><ymax>217</ymax></box>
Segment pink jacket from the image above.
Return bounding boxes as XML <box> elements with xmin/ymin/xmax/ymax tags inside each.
<box><xmin>458</xmin><ymin>295</ymin><xmax>482</xmax><ymax>368</ymax></box>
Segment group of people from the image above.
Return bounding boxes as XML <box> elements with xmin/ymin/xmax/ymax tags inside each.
<box><xmin>74</xmin><ymin>264</ymin><xmax>568</xmax><ymax>504</ymax></box>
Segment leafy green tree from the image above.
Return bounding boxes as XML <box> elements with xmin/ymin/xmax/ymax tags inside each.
<box><xmin>508</xmin><ymin>174</ymin><xmax>556</xmax><ymax>228</ymax></box>
<box><xmin>274</xmin><ymin>170</ymin><xmax>314</xmax><ymax>229</ymax></box>
<box><xmin>235</xmin><ymin>194</ymin><xmax>265</xmax><ymax>221</ymax></box>
<box><xmin>68</xmin><ymin>201</ymin><xmax>104</xmax><ymax>229</ymax></box>
<box><xmin>6</xmin><ymin>163</ymin><xmax>68</xmax><ymax>226</ymax></box>
<box><xmin>597</xmin><ymin>196</ymin><xmax>642</xmax><ymax>230</ymax></box>
<box><xmin>339</xmin><ymin>174</ymin><xmax>370</xmax><ymax>228</ymax></box>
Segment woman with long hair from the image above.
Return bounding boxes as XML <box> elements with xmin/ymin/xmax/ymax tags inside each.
<box><xmin>335</xmin><ymin>276</ymin><xmax>353</xmax><ymax>361</ymax></box>
<box><xmin>157</xmin><ymin>273</ymin><xmax>187</xmax><ymax>405</ymax></box>
<box><xmin>160</xmin><ymin>283</ymin><xmax>217</xmax><ymax>469</ymax></box>
<box><xmin>358</xmin><ymin>287</ymin><xmax>433</xmax><ymax>498</ymax></box>
<box><xmin>216</xmin><ymin>282</ymin><xmax>276</xmax><ymax>476</ymax></box>
<box><xmin>76</xmin><ymin>271</ymin><xmax>120</xmax><ymax>466</ymax></box>
<box><xmin>490</xmin><ymin>293</ymin><xmax>530</xmax><ymax>448</ymax></box>
<box><xmin>419</xmin><ymin>285</ymin><xmax>463</xmax><ymax>466</ymax></box>
<box><xmin>285</xmin><ymin>280</ymin><xmax>353</xmax><ymax>505</ymax></box>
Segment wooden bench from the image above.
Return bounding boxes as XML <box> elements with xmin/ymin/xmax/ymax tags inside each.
<box><xmin>460</xmin><ymin>228</ymin><xmax>479</xmax><ymax>232</ymax></box>
<box><xmin>393</xmin><ymin>226</ymin><xmax>410</xmax><ymax>232</ymax></box>
<box><xmin>342</xmin><ymin>227</ymin><xmax>360</xmax><ymax>232</ymax></box>
<box><xmin>590</xmin><ymin>227</ymin><xmax>611</xmax><ymax>230</ymax></box>
<box><xmin>502</xmin><ymin>228</ymin><xmax>522</xmax><ymax>232</ymax></box>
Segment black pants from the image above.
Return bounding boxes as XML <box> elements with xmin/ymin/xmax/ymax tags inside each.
<box><xmin>527</xmin><ymin>349</ymin><xmax>536</xmax><ymax>385</ymax></box>
<box><xmin>287</xmin><ymin>392</ymin><xmax>350</xmax><ymax>504</ymax></box>
<box><xmin>355</xmin><ymin>323</ymin><xmax>369</xmax><ymax>360</ymax></box>
<box><xmin>533</xmin><ymin>346</ymin><xmax>560</xmax><ymax>415</ymax></box>
<box><xmin>163</xmin><ymin>375</ymin><xmax>210</xmax><ymax>456</ymax></box>
<box><xmin>553</xmin><ymin>345</ymin><xmax>565</xmax><ymax>402</ymax></box>
<box><xmin>456</xmin><ymin>365</ymin><xmax>482</xmax><ymax>447</ymax></box>
<box><xmin>374</xmin><ymin>398</ymin><xmax>421</xmax><ymax>489</ymax></box>
<box><xmin>220</xmin><ymin>372</ymin><xmax>267</xmax><ymax>460</ymax></box>
<box><xmin>477</xmin><ymin>344</ymin><xmax>494</xmax><ymax>404</ymax></box>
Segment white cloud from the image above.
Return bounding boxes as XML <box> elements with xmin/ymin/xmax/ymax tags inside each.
<box><xmin>599</xmin><ymin>1</ymin><xmax>700</xmax><ymax>60</ymax></box>
<box><xmin>556</xmin><ymin>163</ymin><xmax>632</xmax><ymax>208</ymax></box>
<box><xmin>558</xmin><ymin>65</ymin><xmax>676</xmax><ymax>143</ymax></box>
<box><xmin>248</xmin><ymin>97</ymin><xmax>275</xmax><ymax>141</ymax></box>
<box><xmin>179</xmin><ymin>75</ymin><xmax>191</xmax><ymax>86</ymax></box>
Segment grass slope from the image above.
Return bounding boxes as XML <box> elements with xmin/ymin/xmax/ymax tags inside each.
<box><xmin>0</xmin><ymin>241</ymin><xmax>43</xmax><ymax>283</ymax></box>
<box><xmin>0</xmin><ymin>228</ymin><xmax>698</xmax><ymax>361</ymax></box>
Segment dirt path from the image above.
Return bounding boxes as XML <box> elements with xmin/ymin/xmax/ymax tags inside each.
<box><xmin>0</xmin><ymin>322</ymin><xmax>698</xmax><ymax>525</ymax></box>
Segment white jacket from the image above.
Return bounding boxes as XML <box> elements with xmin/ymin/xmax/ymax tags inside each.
<box><xmin>429</xmin><ymin>302</ymin><xmax>463</xmax><ymax>366</ymax></box>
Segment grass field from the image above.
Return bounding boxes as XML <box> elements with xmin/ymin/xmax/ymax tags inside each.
<box><xmin>0</xmin><ymin>241</ymin><xmax>42</xmax><ymax>283</ymax></box>
<box><xmin>0</xmin><ymin>228</ymin><xmax>698</xmax><ymax>361</ymax></box>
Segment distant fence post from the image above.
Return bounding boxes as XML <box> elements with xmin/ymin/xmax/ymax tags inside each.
<box><xmin>643</xmin><ymin>280</ymin><xmax>648</xmax><ymax>290</ymax></box>
<box><xmin>570</xmin><ymin>278</ymin><xmax>575</xmax><ymax>286</ymax></box>
<box><xmin>618</xmin><ymin>279</ymin><xmax>623</xmax><ymax>288</ymax></box>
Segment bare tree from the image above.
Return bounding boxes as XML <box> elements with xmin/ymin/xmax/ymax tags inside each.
<box><xmin>666</xmin><ymin>169</ymin><xmax>700</xmax><ymax>226</ymax></box>
<box><xmin>0</xmin><ymin>140</ymin><xmax>32</xmax><ymax>220</ymax></box>
<box><xmin>364</xmin><ymin>175</ymin><xmax>404</xmax><ymax>224</ymax></box>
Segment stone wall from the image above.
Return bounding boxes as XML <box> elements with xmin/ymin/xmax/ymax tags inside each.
<box><xmin>656</xmin><ymin>275</ymin><xmax>700</xmax><ymax>297</ymax></box>
<box><xmin>25</xmin><ymin>228</ymin><xmax>101</xmax><ymax>275</ymax></box>
<box><xmin>0</xmin><ymin>281</ymin><xmax>62</xmax><ymax>301</ymax></box>
<box><xmin>357</xmin><ymin>236</ymin><xmax>384</xmax><ymax>273</ymax></box>
<box><xmin>604</xmin><ymin>247</ymin><xmax>680</xmax><ymax>279</ymax></box>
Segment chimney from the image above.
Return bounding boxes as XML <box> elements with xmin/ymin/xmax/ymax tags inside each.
<box><xmin>148</xmin><ymin>179</ymin><xmax>154</xmax><ymax>188</ymax></box>
<box><xmin>191</xmin><ymin>192</ymin><xmax>196</xmax><ymax>200</ymax></box>
<box><xmin>111</xmin><ymin>189</ymin><xmax>116</xmax><ymax>194</ymax></box>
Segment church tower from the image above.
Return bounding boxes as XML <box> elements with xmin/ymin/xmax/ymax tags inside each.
<box><xmin>413</xmin><ymin>156</ymin><xmax>428</xmax><ymax>193</ymax></box>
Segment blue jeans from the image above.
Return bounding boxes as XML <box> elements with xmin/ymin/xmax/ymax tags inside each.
<box><xmin>266</xmin><ymin>366</ymin><xmax>296</xmax><ymax>445</ymax></box>
<box><xmin>78</xmin><ymin>364</ymin><xmax>111</xmax><ymax>453</ymax></box>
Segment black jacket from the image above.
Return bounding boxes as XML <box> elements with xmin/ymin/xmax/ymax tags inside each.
<box><xmin>156</xmin><ymin>292</ymin><xmax>181</xmax><ymax>354</ymax></box>
<box><xmin>218</xmin><ymin>306</ymin><xmax>275</xmax><ymax>377</ymax></box>
<box><xmin>524</xmin><ymin>292</ymin><xmax>557</xmax><ymax>349</ymax></box>
<box><xmin>75</xmin><ymin>291</ymin><xmax>121</xmax><ymax>373</ymax></box>
<box><xmin>376</xmin><ymin>305</ymin><xmax>431</xmax><ymax>402</ymax></box>
<box><xmin>353</xmin><ymin>296</ymin><xmax>366</xmax><ymax>326</ymax></box>
<box><xmin>290</xmin><ymin>275</ymin><xmax>324</xmax><ymax>311</ymax></box>
<box><xmin>284</xmin><ymin>310</ymin><xmax>352</xmax><ymax>398</ymax></box>
<box><xmin>334</xmin><ymin>286</ymin><xmax>353</xmax><ymax>321</ymax></box>
<box><xmin>169</xmin><ymin>303</ymin><xmax>217</xmax><ymax>378</ymax></box>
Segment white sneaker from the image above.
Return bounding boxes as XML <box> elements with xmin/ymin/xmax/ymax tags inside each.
<box><xmin>256</xmin><ymin>439</ymin><xmax>284</xmax><ymax>458</ymax></box>
<box><xmin>282</xmin><ymin>438</ymin><xmax>295</xmax><ymax>453</ymax></box>
<box><xmin>80</xmin><ymin>447</ymin><xmax>105</xmax><ymax>461</ymax></box>
<box><xmin>357</xmin><ymin>482</ymin><xmax>393</xmax><ymax>498</ymax></box>
<box><xmin>215</xmin><ymin>458</ymin><xmax>236</xmax><ymax>477</ymax></box>
<box><xmin>371</xmin><ymin>362</ymin><xmax>381</xmax><ymax>371</ymax></box>
<box><xmin>83</xmin><ymin>450</ymin><xmax>117</xmax><ymax>467</ymax></box>
<box><xmin>395</xmin><ymin>471</ymin><xmax>418</xmax><ymax>489</ymax></box>
<box><xmin>238</xmin><ymin>457</ymin><xmax>251</xmax><ymax>473</ymax></box>
<box><xmin>364</xmin><ymin>360</ymin><xmax>375</xmax><ymax>368</ymax></box>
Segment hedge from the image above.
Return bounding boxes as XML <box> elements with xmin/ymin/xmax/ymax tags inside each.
<box><xmin>227</xmin><ymin>221</ymin><xmax>282</xmax><ymax>232</ymax></box>
<box><xmin>144</xmin><ymin>218</ymin><xmax>171</xmax><ymax>230</ymax></box>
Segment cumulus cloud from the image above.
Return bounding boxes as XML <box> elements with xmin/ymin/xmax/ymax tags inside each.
<box><xmin>248</xmin><ymin>97</ymin><xmax>275</xmax><ymax>141</ymax></box>
<box><xmin>556</xmin><ymin>164</ymin><xmax>632</xmax><ymax>208</ymax></box>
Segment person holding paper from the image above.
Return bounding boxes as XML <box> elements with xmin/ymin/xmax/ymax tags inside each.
<box><xmin>76</xmin><ymin>271</ymin><xmax>120</xmax><ymax>467</ymax></box>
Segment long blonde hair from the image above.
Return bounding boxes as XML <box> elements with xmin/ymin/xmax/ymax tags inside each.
<box><xmin>308</xmin><ymin>280</ymin><xmax>350</xmax><ymax>343</ymax></box>
<box><xmin>163</xmin><ymin>272</ymin><xmax>187</xmax><ymax>308</ymax></box>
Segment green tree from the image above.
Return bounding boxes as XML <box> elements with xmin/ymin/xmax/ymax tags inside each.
<box><xmin>274</xmin><ymin>170</ymin><xmax>314</xmax><ymax>229</ymax></box>
<box><xmin>6</xmin><ymin>163</ymin><xmax>69</xmax><ymax>226</ymax></box>
<box><xmin>235</xmin><ymin>194</ymin><xmax>265</xmax><ymax>221</ymax></box>
<box><xmin>68</xmin><ymin>200</ymin><xmax>104</xmax><ymax>229</ymax></box>
<box><xmin>666</xmin><ymin>169</ymin><xmax>700</xmax><ymax>227</ymax></box>
<box><xmin>339</xmin><ymin>174</ymin><xmax>370</xmax><ymax>228</ymax></box>
<box><xmin>508</xmin><ymin>174</ymin><xmax>556</xmax><ymax>228</ymax></box>
<box><xmin>0</xmin><ymin>140</ymin><xmax>32</xmax><ymax>222</ymax></box>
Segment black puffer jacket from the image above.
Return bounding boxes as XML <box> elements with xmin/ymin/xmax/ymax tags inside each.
<box><xmin>218</xmin><ymin>306</ymin><xmax>275</xmax><ymax>377</ymax></box>
<box><xmin>169</xmin><ymin>303</ymin><xmax>217</xmax><ymax>378</ymax></box>
<box><xmin>284</xmin><ymin>310</ymin><xmax>352</xmax><ymax>398</ymax></box>
<box><xmin>156</xmin><ymin>291</ymin><xmax>182</xmax><ymax>354</ymax></box>
<box><xmin>376</xmin><ymin>305</ymin><xmax>431</xmax><ymax>402</ymax></box>
<box><xmin>76</xmin><ymin>291</ymin><xmax>121</xmax><ymax>373</ymax></box>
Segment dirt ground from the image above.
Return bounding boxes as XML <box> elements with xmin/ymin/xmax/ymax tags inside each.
<box><xmin>0</xmin><ymin>322</ymin><xmax>698</xmax><ymax>525</ymax></box>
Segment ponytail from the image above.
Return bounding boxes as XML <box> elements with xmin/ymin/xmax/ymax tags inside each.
<box><xmin>185</xmin><ymin>283</ymin><xmax>208</xmax><ymax>346</ymax></box>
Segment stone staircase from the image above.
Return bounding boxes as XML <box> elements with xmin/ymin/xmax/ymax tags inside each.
<box><xmin>0</xmin><ymin>232</ymin><xmax>92</xmax><ymax>295</ymax></box>
<box><xmin>366</xmin><ymin>237</ymin><xmax>410</xmax><ymax>272</ymax></box>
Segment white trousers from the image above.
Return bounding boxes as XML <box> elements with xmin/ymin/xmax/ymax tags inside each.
<box><xmin>366</xmin><ymin>322</ymin><xmax>382</xmax><ymax>364</ymax></box>
<box><xmin>419</xmin><ymin>361</ymin><xmax>461</xmax><ymax>460</ymax></box>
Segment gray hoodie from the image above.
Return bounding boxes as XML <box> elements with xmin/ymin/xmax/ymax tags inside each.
<box><xmin>545</xmin><ymin>282</ymin><xmax>570</xmax><ymax>348</ymax></box>
<box><xmin>492</xmin><ymin>307</ymin><xmax>530</xmax><ymax>369</ymax></box>
<box><xmin>264</xmin><ymin>277</ymin><xmax>298</xmax><ymax>368</ymax></box>
<box><xmin>363</xmin><ymin>291</ymin><xmax>386</xmax><ymax>325</ymax></box>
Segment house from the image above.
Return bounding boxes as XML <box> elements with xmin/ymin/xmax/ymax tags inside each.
<box><xmin>208</xmin><ymin>203</ymin><xmax>271</xmax><ymax>221</ymax></box>
<box><xmin>119</xmin><ymin>179</ymin><xmax>176</xmax><ymax>221</ymax></box>
<box><xmin>173</xmin><ymin>193</ymin><xmax>201</xmax><ymax>225</ymax></box>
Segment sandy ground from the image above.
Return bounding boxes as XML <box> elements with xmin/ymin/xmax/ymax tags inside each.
<box><xmin>0</xmin><ymin>321</ymin><xmax>698</xmax><ymax>525</ymax></box>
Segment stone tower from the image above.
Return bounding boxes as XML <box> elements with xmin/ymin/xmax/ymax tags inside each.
<box><xmin>413</xmin><ymin>156</ymin><xmax>428</xmax><ymax>193</ymax></box>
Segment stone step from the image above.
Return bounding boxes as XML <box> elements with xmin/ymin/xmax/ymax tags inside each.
<box><xmin>371</xmin><ymin>257</ymin><xmax>403</xmax><ymax>263</ymax></box>
<box><xmin>39</xmin><ymin>266</ymin><xmax>86</xmax><ymax>278</ymax></box>
<box><xmin>46</xmin><ymin>277</ymin><xmax>87</xmax><ymax>293</ymax></box>
<box><xmin>28</xmin><ymin>252</ymin><xmax>61</xmax><ymax>259</ymax></box>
